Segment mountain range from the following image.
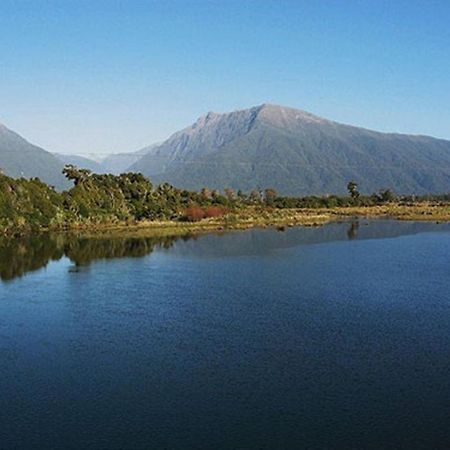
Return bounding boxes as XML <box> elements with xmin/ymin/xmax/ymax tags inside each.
<box><xmin>99</xmin><ymin>144</ymin><xmax>160</xmax><ymax>174</ymax></box>
<box><xmin>54</xmin><ymin>144</ymin><xmax>162</xmax><ymax>175</ymax></box>
<box><xmin>1</xmin><ymin>104</ymin><xmax>450</xmax><ymax>194</ymax></box>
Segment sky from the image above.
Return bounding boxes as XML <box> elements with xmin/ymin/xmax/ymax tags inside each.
<box><xmin>0</xmin><ymin>0</ymin><xmax>449</xmax><ymax>156</ymax></box>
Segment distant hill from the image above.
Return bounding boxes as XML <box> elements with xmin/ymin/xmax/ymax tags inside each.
<box><xmin>101</xmin><ymin>144</ymin><xmax>160</xmax><ymax>174</ymax></box>
<box><xmin>130</xmin><ymin>104</ymin><xmax>450</xmax><ymax>195</ymax></box>
<box><xmin>54</xmin><ymin>153</ymin><xmax>104</xmax><ymax>173</ymax></box>
<box><xmin>55</xmin><ymin>144</ymin><xmax>160</xmax><ymax>175</ymax></box>
<box><xmin>0</xmin><ymin>123</ymin><xmax>69</xmax><ymax>190</ymax></box>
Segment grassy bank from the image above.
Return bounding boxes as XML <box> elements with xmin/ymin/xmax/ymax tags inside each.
<box><xmin>40</xmin><ymin>203</ymin><xmax>450</xmax><ymax>239</ymax></box>
<box><xmin>54</xmin><ymin>208</ymin><xmax>330</xmax><ymax>239</ymax></box>
<box><xmin>333</xmin><ymin>203</ymin><xmax>450</xmax><ymax>222</ymax></box>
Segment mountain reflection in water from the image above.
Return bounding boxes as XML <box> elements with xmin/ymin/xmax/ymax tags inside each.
<box><xmin>1</xmin><ymin>219</ymin><xmax>449</xmax><ymax>281</ymax></box>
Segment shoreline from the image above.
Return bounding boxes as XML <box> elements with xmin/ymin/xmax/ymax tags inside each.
<box><xmin>3</xmin><ymin>203</ymin><xmax>450</xmax><ymax>239</ymax></box>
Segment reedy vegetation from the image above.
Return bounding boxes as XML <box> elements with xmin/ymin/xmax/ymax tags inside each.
<box><xmin>0</xmin><ymin>166</ymin><xmax>449</xmax><ymax>235</ymax></box>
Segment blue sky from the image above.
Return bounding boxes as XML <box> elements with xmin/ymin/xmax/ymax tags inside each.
<box><xmin>0</xmin><ymin>0</ymin><xmax>449</xmax><ymax>155</ymax></box>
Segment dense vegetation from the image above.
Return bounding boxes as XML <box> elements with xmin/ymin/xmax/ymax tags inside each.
<box><xmin>0</xmin><ymin>166</ymin><xmax>449</xmax><ymax>235</ymax></box>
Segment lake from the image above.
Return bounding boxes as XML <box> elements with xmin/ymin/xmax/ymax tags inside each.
<box><xmin>1</xmin><ymin>220</ymin><xmax>449</xmax><ymax>449</ymax></box>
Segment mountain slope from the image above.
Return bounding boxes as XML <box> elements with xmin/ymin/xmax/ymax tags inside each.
<box><xmin>130</xmin><ymin>104</ymin><xmax>450</xmax><ymax>195</ymax></box>
<box><xmin>0</xmin><ymin>123</ymin><xmax>69</xmax><ymax>190</ymax></box>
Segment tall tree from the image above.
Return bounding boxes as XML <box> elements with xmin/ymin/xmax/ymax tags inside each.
<box><xmin>347</xmin><ymin>181</ymin><xmax>360</xmax><ymax>200</ymax></box>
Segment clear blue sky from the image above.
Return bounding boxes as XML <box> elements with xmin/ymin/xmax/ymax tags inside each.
<box><xmin>1</xmin><ymin>0</ymin><xmax>449</xmax><ymax>155</ymax></box>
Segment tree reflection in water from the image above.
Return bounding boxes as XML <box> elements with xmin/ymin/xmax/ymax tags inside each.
<box><xmin>0</xmin><ymin>233</ymin><xmax>181</xmax><ymax>281</ymax></box>
<box><xmin>1</xmin><ymin>219</ymin><xmax>449</xmax><ymax>281</ymax></box>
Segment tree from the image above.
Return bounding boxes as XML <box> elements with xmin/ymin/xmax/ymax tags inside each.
<box><xmin>347</xmin><ymin>181</ymin><xmax>360</xmax><ymax>200</ymax></box>
<box><xmin>224</xmin><ymin>188</ymin><xmax>236</xmax><ymax>202</ymax></box>
<box><xmin>378</xmin><ymin>189</ymin><xmax>396</xmax><ymax>203</ymax></box>
<box><xmin>264</xmin><ymin>188</ymin><xmax>278</xmax><ymax>206</ymax></box>
<box><xmin>249</xmin><ymin>189</ymin><xmax>262</xmax><ymax>203</ymax></box>
<box><xmin>63</xmin><ymin>165</ymin><xmax>92</xmax><ymax>186</ymax></box>
<box><xmin>211</xmin><ymin>189</ymin><xmax>227</xmax><ymax>205</ymax></box>
<box><xmin>200</xmin><ymin>188</ymin><xmax>212</xmax><ymax>201</ymax></box>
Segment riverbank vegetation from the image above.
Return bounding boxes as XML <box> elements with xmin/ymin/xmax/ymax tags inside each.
<box><xmin>1</xmin><ymin>166</ymin><xmax>449</xmax><ymax>235</ymax></box>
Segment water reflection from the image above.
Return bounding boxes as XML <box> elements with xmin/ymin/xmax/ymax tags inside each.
<box><xmin>1</xmin><ymin>220</ymin><xmax>449</xmax><ymax>281</ymax></box>
<box><xmin>347</xmin><ymin>220</ymin><xmax>360</xmax><ymax>240</ymax></box>
<box><xmin>0</xmin><ymin>234</ymin><xmax>65</xmax><ymax>281</ymax></box>
<box><xmin>167</xmin><ymin>219</ymin><xmax>450</xmax><ymax>258</ymax></box>
<box><xmin>0</xmin><ymin>234</ymin><xmax>179</xmax><ymax>281</ymax></box>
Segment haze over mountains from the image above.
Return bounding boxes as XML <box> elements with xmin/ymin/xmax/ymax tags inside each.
<box><xmin>1</xmin><ymin>104</ymin><xmax>450</xmax><ymax>194</ymax></box>
<box><xmin>99</xmin><ymin>143</ymin><xmax>160</xmax><ymax>174</ymax></box>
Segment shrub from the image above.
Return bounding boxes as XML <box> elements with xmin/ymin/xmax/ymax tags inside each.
<box><xmin>204</xmin><ymin>206</ymin><xmax>227</xmax><ymax>218</ymax></box>
<box><xmin>184</xmin><ymin>207</ymin><xmax>206</xmax><ymax>221</ymax></box>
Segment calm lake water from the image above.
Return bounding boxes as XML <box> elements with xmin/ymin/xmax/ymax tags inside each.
<box><xmin>1</xmin><ymin>220</ymin><xmax>449</xmax><ymax>449</ymax></box>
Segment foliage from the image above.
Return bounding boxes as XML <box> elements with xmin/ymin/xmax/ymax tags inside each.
<box><xmin>0</xmin><ymin>173</ymin><xmax>64</xmax><ymax>233</ymax></box>
<box><xmin>264</xmin><ymin>188</ymin><xmax>278</xmax><ymax>206</ymax></box>
<box><xmin>183</xmin><ymin>206</ymin><xmax>228</xmax><ymax>222</ymax></box>
<box><xmin>347</xmin><ymin>181</ymin><xmax>360</xmax><ymax>201</ymax></box>
<box><xmin>374</xmin><ymin>189</ymin><xmax>397</xmax><ymax>203</ymax></box>
<box><xmin>0</xmin><ymin>167</ymin><xmax>448</xmax><ymax>235</ymax></box>
<box><xmin>184</xmin><ymin>206</ymin><xmax>206</xmax><ymax>222</ymax></box>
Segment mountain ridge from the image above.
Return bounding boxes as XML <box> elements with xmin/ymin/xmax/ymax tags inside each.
<box><xmin>129</xmin><ymin>104</ymin><xmax>450</xmax><ymax>195</ymax></box>
<box><xmin>2</xmin><ymin>105</ymin><xmax>450</xmax><ymax>195</ymax></box>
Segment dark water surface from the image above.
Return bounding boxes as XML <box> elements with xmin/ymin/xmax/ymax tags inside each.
<box><xmin>1</xmin><ymin>220</ymin><xmax>449</xmax><ymax>449</ymax></box>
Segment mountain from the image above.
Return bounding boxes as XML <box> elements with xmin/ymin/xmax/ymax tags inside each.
<box><xmin>101</xmin><ymin>143</ymin><xmax>160</xmax><ymax>174</ymax></box>
<box><xmin>54</xmin><ymin>153</ymin><xmax>104</xmax><ymax>173</ymax></box>
<box><xmin>0</xmin><ymin>122</ymin><xmax>69</xmax><ymax>190</ymax></box>
<box><xmin>130</xmin><ymin>104</ymin><xmax>450</xmax><ymax>195</ymax></box>
<box><xmin>101</xmin><ymin>152</ymin><xmax>141</xmax><ymax>174</ymax></box>
<box><xmin>56</xmin><ymin>144</ymin><xmax>160</xmax><ymax>175</ymax></box>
